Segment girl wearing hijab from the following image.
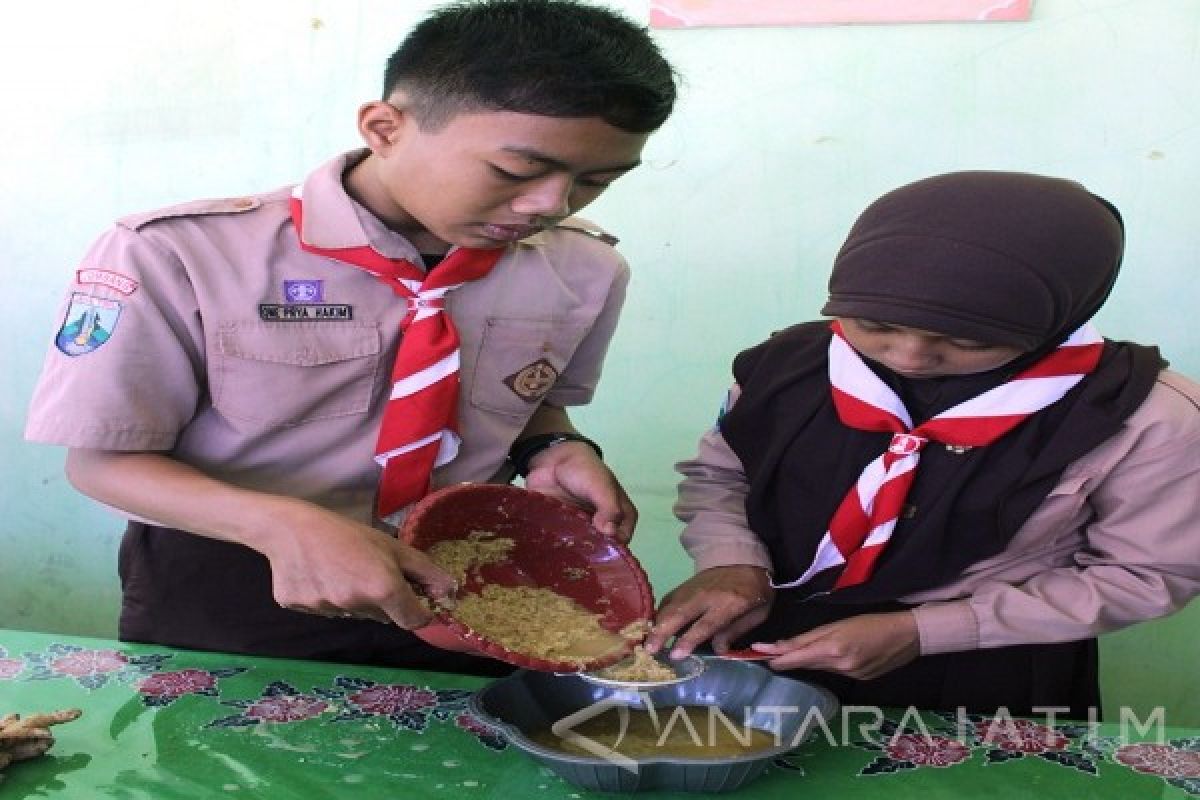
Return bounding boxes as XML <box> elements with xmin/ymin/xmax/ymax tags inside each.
<box><xmin>645</xmin><ymin>171</ymin><xmax>1200</xmax><ymax>717</ymax></box>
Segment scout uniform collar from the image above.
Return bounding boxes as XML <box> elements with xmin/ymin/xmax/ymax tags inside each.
<box><xmin>295</xmin><ymin>150</ymin><xmax>428</xmax><ymax>261</ymax></box>
<box><xmin>290</xmin><ymin>151</ymin><xmax>505</xmax><ymax>521</ymax></box>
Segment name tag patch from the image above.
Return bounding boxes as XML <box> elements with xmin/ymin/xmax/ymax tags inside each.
<box><xmin>56</xmin><ymin>293</ymin><xmax>122</xmax><ymax>356</ymax></box>
<box><xmin>259</xmin><ymin>304</ymin><xmax>353</xmax><ymax>321</ymax></box>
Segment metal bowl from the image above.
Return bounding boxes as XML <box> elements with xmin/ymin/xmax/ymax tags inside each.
<box><xmin>468</xmin><ymin>657</ymin><xmax>839</xmax><ymax>793</ymax></box>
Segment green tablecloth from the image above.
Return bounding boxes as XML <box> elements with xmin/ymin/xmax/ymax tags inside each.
<box><xmin>1</xmin><ymin>628</ymin><xmax>1197</xmax><ymax>798</ymax></box>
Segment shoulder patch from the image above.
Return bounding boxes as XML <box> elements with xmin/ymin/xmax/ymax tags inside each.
<box><xmin>117</xmin><ymin>195</ymin><xmax>264</xmax><ymax>231</ymax></box>
<box><xmin>55</xmin><ymin>293</ymin><xmax>122</xmax><ymax>356</ymax></box>
<box><xmin>554</xmin><ymin>216</ymin><xmax>619</xmax><ymax>246</ymax></box>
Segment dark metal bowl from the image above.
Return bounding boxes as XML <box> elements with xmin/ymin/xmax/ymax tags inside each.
<box><xmin>468</xmin><ymin>657</ymin><xmax>839</xmax><ymax>793</ymax></box>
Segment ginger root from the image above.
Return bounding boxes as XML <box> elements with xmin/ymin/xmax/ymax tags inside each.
<box><xmin>0</xmin><ymin>709</ymin><xmax>81</xmax><ymax>782</ymax></box>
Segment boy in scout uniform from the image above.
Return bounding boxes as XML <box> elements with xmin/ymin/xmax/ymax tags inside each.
<box><xmin>25</xmin><ymin>0</ymin><xmax>677</xmax><ymax>674</ymax></box>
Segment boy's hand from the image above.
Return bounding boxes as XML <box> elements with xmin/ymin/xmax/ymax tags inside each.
<box><xmin>522</xmin><ymin>441</ymin><xmax>638</xmax><ymax>542</ymax></box>
<box><xmin>261</xmin><ymin>505</ymin><xmax>457</xmax><ymax>629</ymax></box>
<box><xmin>642</xmin><ymin>566</ymin><xmax>773</xmax><ymax>659</ymax></box>
<box><xmin>749</xmin><ymin>611</ymin><xmax>921</xmax><ymax>680</ymax></box>
<box><xmin>62</xmin><ymin>448</ymin><xmax>456</xmax><ymax>630</ymax></box>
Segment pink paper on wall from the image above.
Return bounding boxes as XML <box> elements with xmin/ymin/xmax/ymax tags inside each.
<box><xmin>650</xmin><ymin>1</ymin><xmax>1033</xmax><ymax>28</ymax></box>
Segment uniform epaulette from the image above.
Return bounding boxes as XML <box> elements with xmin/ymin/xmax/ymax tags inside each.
<box><xmin>117</xmin><ymin>195</ymin><xmax>264</xmax><ymax>231</ymax></box>
<box><xmin>554</xmin><ymin>216</ymin><xmax>619</xmax><ymax>246</ymax></box>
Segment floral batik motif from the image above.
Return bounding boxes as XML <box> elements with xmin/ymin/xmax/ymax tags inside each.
<box><xmin>23</xmin><ymin>643</ymin><xmax>171</xmax><ymax>690</ymax></box>
<box><xmin>136</xmin><ymin>667</ymin><xmax>248</xmax><ymax>707</ymax></box>
<box><xmin>207</xmin><ymin>680</ymin><xmax>341</xmax><ymax>727</ymax></box>
<box><xmin>328</xmin><ymin>675</ymin><xmax>474</xmax><ymax>733</ymax></box>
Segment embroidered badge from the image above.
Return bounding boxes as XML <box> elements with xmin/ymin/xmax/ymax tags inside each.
<box><xmin>283</xmin><ymin>279</ymin><xmax>324</xmax><ymax>303</ymax></box>
<box><xmin>76</xmin><ymin>268</ymin><xmax>139</xmax><ymax>295</ymax></box>
<box><xmin>55</xmin><ymin>293</ymin><xmax>122</xmax><ymax>356</ymax></box>
<box><xmin>259</xmin><ymin>304</ymin><xmax>352</xmax><ymax>321</ymax></box>
<box><xmin>504</xmin><ymin>358</ymin><xmax>558</xmax><ymax>401</ymax></box>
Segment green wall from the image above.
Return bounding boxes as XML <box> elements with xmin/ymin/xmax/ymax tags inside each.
<box><xmin>2</xmin><ymin>1</ymin><xmax>1197</xmax><ymax>723</ymax></box>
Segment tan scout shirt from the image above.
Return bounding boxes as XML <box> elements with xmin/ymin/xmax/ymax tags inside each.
<box><xmin>26</xmin><ymin>151</ymin><xmax>629</xmax><ymax>525</ymax></box>
<box><xmin>674</xmin><ymin>371</ymin><xmax>1200</xmax><ymax>655</ymax></box>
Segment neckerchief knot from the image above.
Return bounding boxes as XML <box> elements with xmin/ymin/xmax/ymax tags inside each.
<box><xmin>290</xmin><ymin>188</ymin><xmax>503</xmax><ymax>521</ymax></box>
<box><xmin>773</xmin><ymin>320</ymin><xmax>1104</xmax><ymax>593</ymax></box>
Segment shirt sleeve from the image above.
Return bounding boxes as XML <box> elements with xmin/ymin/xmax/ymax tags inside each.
<box><xmin>675</xmin><ymin>385</ymin><xmax>774</xmax><ymax>573</ymax></box>
<box><xmin>542</xmin><ymin>252</ymin><xmax>630</xmax><ymax>409</ymax></box>
<box><xmin>24</xmin><ymin>224</ymin><xmax>205</xmax><ymax>451</ymax></box>
<box><xmin>913</xmin><ymin>376</ymin><xmax>1200</xmax><ymax>655</ymax></box>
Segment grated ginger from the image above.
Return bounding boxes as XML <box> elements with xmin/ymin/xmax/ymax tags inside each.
<box><xmin>592</xmin><ymin>646</ymin><xmax>678</xmax><ymax>683</ymax></box>
<box><xmin>450</xmin><ymin>585</ymin><xmax>628</xmax><ymax>667</ymax></box>
<box><xmin>427</xmin><ymin>531</ymin><xmax>515</xmax><ymax>584</ymax></box>
<box><xmin>423</xmin><ymin>528</ymin><xmax>649</xmax><ymax>668</ymax></box>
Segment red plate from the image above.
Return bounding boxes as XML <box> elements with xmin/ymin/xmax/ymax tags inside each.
<box><xmin>400</xmin><ymin>483</ymin><xmax>654</xmax><ymax>673</ymax></box>
<box><xmin>717</xmin><ymin>647</ymin><xmax>772</xmax><ymax>661</ymax></box>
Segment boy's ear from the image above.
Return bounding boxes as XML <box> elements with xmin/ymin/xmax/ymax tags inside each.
<box><xmin>357</xmin><ymin>99</ymin><xmax>410</xmax><ymax>154</ymax></box>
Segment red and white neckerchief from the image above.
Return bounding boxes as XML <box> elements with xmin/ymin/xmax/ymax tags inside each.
<box><xmin>290</xmin><ymin>188</ymin><xmax>503</xmax><ymax>521</ymax></box>
<box><xmin>772</xmin><ymin>320</ymin><xmax>1105</xmax><ymax>593</ymax></box>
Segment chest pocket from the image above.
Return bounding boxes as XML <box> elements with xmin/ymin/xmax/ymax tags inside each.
<box><xmin>468</xmin><ymin>317</ymin><xmax>589</xmax><ymax>416</ymax></box>
<box><xmin>213</xmin><ymin>321</ymin><xmax>382</xmax><ymax>428</ymax></box>
<box><xmin>1014</xmin><ymin>468</ymin><xmax>1097</xmax><ymax>557</ymax></box>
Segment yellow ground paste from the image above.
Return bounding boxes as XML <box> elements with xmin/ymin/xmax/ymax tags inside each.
<box><xmin>427</xmin><ymin>531</ymin><xmax>516</xmax><ymax>585</ymax></box>
<box><xmin>426</xmin><ymin>531</ymin><xmax>641</xmax><ymax>667</ymax></box>
<box><xmin>451</xmin><ymin>585</ymin><xmax>628</xmax><ymax>666</ymax></box>
<box><xmin>592</xmin><ymin>645</ymin><xmax>677</xmax><ymax>683</ymax></box>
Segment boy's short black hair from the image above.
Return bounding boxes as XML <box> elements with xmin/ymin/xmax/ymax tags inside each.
<box><xmin>384</xmin><ymin>0</ymin><xmax>677</xmax><ymax>133</ymax></box>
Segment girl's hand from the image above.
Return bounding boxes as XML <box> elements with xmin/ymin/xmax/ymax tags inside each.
<box><xmin>750</xmin><ymin>611</ymin><xmax>921</xmax><ymax>679</ymax></box>
<box><xmin>643</xmin><ymin>566</ymin><xmax>773</xmax><ymax>659</ymax></box>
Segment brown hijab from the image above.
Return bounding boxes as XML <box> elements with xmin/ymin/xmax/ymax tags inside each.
<box><xmin>822</xmin><ymin>170</ymin><xmax>1124</xmax><ymax>351</ymax></box>
<box><xmin>720</xmin><ymin>171</ymin><xmax>1164</xmax><ymax>601</ymax></box>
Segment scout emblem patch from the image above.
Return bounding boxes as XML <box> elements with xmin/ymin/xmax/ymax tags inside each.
<box><xmin>260</xmin><ymin>278</ymin><xmax>352</xmax><ymax>320</ymax></box>
<box><xmin>55</xmin><ymin>293</ymin><xmax>121</xmax><ymax>356</ymax></box>
<box><xmin>504</xmin><ymin>358</ymin><xmax>558</xmax><ymax>401</ymax></box>
<box><xmin>283</xmin><ymin>279</ymin><xmax>324</xmax><ymax>303</ymax></box>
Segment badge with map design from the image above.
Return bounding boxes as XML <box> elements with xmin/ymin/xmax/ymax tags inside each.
<box><xmin>504</xmin><ymin>358</ymin><xmax>558</xmax><ymax>401</ymax></box>
<box><xmin>55</xmin><ymin>293</ymin><xmax>122</xmax><ymax>356</ymax></box>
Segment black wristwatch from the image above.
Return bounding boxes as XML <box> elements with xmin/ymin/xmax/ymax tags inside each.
<box><xmin>507</xmin><ymin>432</ymin><xmax>604</xmax><ymax>478</ymax></box>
